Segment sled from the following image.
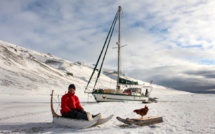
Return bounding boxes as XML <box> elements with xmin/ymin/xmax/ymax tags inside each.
<box><xmin>116</xmin><ymin>116</ymin><xmax>163</xmax><ymax>126</ymax></box>
<box><xmin>50</xmin><ymin>90</ymin><xmax>113</xmax><ymax>128</ymax></box>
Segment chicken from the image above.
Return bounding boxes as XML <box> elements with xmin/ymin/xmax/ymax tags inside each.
<box><xmin>133</xmin><ymin>105</ymin><xmax>149</xmax><ymax>118</ymax></box>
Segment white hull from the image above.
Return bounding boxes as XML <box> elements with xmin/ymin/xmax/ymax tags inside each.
<box><xmin>53</xmin><ymin>116</ymin><xmax>99</xmax><ymax>129</ymax></box>
<box><xmin>92</xmin><ymin>93</ymin><xmax>149</xmax><ymax>102</ymax></box>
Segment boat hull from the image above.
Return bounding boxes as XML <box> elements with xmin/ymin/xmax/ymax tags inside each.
<box><xmin>92</xmin><ymin>93</ymin><xmax>149</xmax><ymax>102</ymax></box>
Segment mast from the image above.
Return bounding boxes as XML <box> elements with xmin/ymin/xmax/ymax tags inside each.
<box><xmin>117</xmin><ymin>6</ymin><xmax>122</xmax><ymax>91</ymax></box>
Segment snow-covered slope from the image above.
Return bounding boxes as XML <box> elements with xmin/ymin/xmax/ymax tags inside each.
<box><xmin>0</xmin><ymin>40</ymin><xmax>174</xmax><ymax>96</ymax></box>
<box><xmin>0</xmin><ymin>40</ymin><xmax>116</xmax><ymax>96</ymax></box>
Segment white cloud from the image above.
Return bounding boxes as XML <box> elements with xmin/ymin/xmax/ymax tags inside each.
<box><xmin>0</xmin><ymin>0</ymin><xmax>215</xmax><ymax>92</ymax></box>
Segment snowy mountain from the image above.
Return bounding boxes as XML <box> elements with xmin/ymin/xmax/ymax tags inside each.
<box><xmin>0</xmin><ymin>40</ymin><xmax>105</xmax><ymax>95</ymax></box>
<box><xmin>0</xmin><ymin>40</ymin><xmax>156</xmax><ymax>97</ymax></box>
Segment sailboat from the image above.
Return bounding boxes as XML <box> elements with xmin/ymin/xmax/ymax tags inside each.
<box><xmin>85</xmin><ymin>6</ymin><xmax>152</xmax><ymax>102</ymax></box>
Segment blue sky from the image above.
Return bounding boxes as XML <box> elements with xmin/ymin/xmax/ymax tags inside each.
<box><xmin>0</xmin><ymin>0</ymin><xmax>215</xmax><ymax>93</ymax></box>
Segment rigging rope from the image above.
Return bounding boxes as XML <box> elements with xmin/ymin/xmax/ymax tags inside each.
<box><xmin>119</xmin><ymin>9</ymin><xmax>139</xmax><ymax>83</ymax></box>
<box><xmin>93</xmin><ymin>12</ymin><xmax>118</xmax><ymax>89</ymax></box>
<box><xmin>85</xmin><ymin>10</ymin><xmax>119</xmax><ymax>92</ymax></box>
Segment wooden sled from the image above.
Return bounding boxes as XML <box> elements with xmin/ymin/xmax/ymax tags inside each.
<box><xmin>116</xmin><ymin>116</ymin><xmax>163</xmax><ymax>126</ymax></box>
<box><xmin>50</xmin><ymin>90</ymin><xmax>113</xmax><ymax>128</ymax></box>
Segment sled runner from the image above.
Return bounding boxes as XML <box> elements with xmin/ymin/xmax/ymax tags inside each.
<box><xmin>93</xmin><ymin>114</ymin><xmax>114</xmax><ymax>126</ymax></box>
<box><xmin>116</xmin><ymin>116</ymin><xmax>163</xmax><ymax>126</ymax></box>
<box><xmin>50</xmin><ymin>90</ymin><xmax>113</xmax><ymax>128</ymax></box>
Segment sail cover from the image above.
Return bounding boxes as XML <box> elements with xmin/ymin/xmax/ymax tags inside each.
<box><xmin>119</xmin><ymin>77</ymin><xmax>138</xmax><ymax>85</ymax></box>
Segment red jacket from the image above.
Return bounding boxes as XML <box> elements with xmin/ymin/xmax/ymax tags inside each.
<box><xmin>60</xmin><ymin>91</ymin><xmax>83</xmax><ymax>114</ymax></box>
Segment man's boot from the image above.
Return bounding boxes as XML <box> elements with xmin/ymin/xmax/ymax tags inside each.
<box><xmin>86</xmin><ymin>112</ymin><xmax>93</xmax><ymax>121</ymax></box>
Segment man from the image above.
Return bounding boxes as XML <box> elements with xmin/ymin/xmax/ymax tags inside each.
<box><xmin>61</xmin><ymin>84</ymin><xmax>100</xmax><ymax>121</ymax></box>
<box><xmin>145</xmin><ymin>89</ymin><xmax>149</xmax><ymax>97</ymax></box>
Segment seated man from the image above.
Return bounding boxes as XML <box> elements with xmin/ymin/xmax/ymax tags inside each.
<box><xmin>61</xmin><ymin>84</ymin><xmax>100</xmax><ymax>120</ymax></box>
